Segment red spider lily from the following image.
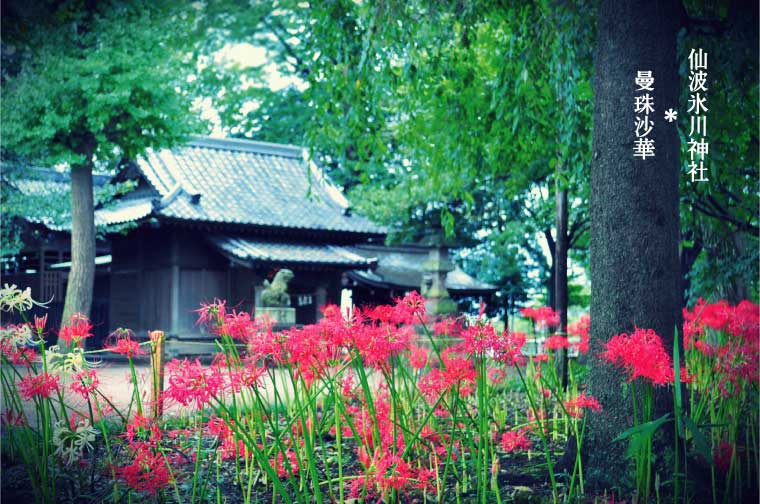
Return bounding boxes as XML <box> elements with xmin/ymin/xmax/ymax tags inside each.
<box><xmin>414</xmin><ymin>467</ymin><xmax>436</xmax><ymax>492</ymax></box>
<box><xmin>520</xmin><ymin>306</ymin><xmax>560</xmax><ymax>329</ymax></box>
<box><xmin>728</xmin><ymin>300</ymin><xmax>760</xmax><ymax>339</ymax></box>
<box><xmin>683</xmin><ymin>299</ymin><xmax>760</xmax><ymax>348</ymax></box>
<box><xmin>679</xmin><ymin>366</ymin><xmax>696</xmax><ymax>384</ymax></box>
<box><xmin>488</xmin><ymin>367</ymin><xmax>507</xmax><ymax>385</ymax></box>
<box><xmin>33</xmin><ymin>314</ymin><xmax>48</xmax><ymax>334</ymax></box>
<box><xmin>340</xmin><ymin>373</ymin><xmax>356</xmax><ymax>398</ymax></box>
<box><xmin>70</xmin><ymin>369</ymin><xmax>99</xmax><ymax>399</ymax></box>
<box><xmin>564</xmin><ymin>392</ymin><xmax>602</xmax><ymax>418</ymax></box>
<box><xmin>117</xmin><ymin>413</ymin><xmax>175</xmax><ymax>494</ymax></box>
<box><xmin>124</xmin><ymin>414</ymin><xmax>160</xmax><ymax>448</ymax></box>
<box><xmin>407</xmin><ymin>344</ymin><xmax>429</xmax><ymax>369</ymax></box>
<box><xmin>418</xmin><ymin>352</ymin><xmax>476</xmax><ymax>401</ymax></box>
<box><xmin>376</xmin><ymin>452</ymin><xmax>415</xmax><ymax>491</ymax></box>
<box><xmin>395</xmin><ymin>290</ymin><xmax>427</xmax><ymax>323</ymax></box>
<box><xmin>211</xmin><ymin>352</ymin><xmax>241</xmax><ymax>369</ymax></box>
<box><xmin>105</xmin><ymin>329</ymin><xmax>146</xmax><ymax>357</ymax></box>
<box><xmin>246</xmin><ymin>320</ymin><xmax>283</xmax><ymax>363</ymax></box>
<box><xmin>224</xmin><ymin>359</ymin><xmax>266</xmax><ymax>393</ymax></box>
<box><xmin>164</xmin><ymin>358</ymin><xmax>225</xmax><ymax>408</ymax></box>
<box><xmin>682</xmin><ymin>299</ymin><xmax>759</xmax><ymax>395</ymax></box>
<box><xmin>501</xmin><ymin>427</ymin><xmax>532</xmax><ymax>452</ymax></box>
<box><xmin>194</xmin><ymin>298</ymin><xmax>227</xmax><ymax>327</ymax></box>
<box><xmin>361</xmin><ymin>293</ymin><xmax>427</xmax><ymax>326</ymax></box>
<box><xmin>216</xmin><ymin>309</ymin><xmax>261</xmax><ymax>340</ymax></box>
<box><xmin>568</xmin><ymin>314</ymin><xmax>590</xmax><ymax>354</ymax></box>
<box><xmin>350</xmin><ymin>321</ymin><xmax>414</xmax><ymax>371</ymax></box>
<box><xmin>699</xmin><ymin>300</ymin><xmax>733</xmax><ymax>332</ymax></box>
<box><xmin>281</xmin><ymin>320</ymin><xmax>354</xmax><ymax>383</ymax></box>
<box><xmin>1</xmin><ymin>409</ymin><xmax>25</xmax><ymax>426</ymax></box>
<box><xmin>362</xmin><ymin>304</ymin><xmax>402</xmax><ymax>325</ymax></box>
<box><xmin>491</xmin><ymin>331</ymin><xmax>526</xmax><ymax>366</ymax></box>
<box><xmin>17</xmin><ymin>372</ymin><xmax>59</xmax><ymax>399</ymax></box>
<box><xmin>58</xmin><ymin>313</ymin><xmax>93</xmax><ymax>347</ymax></box>
<box><xmin>533</xmin><ymin>353</ymin><xmax>549</xmax><ymax>363</ymax></box>
<box><xmin>115</xmin><ymin>449</ymin><xmax>172</xmax><ymax>495</ymax></box>
<box><xmin>433</xmin><ymin>317</ymin><xmax>463</xmax><ymax>337</ymax></box>
<box><xmin>207</xmin><ymin>415</ymin><xmax>246</xmax><ymax>460</ymax></box>
<box><xmin>601</xmin><ymin>327</ymin><xmax>674</xmax><ymax>385</ymax></box>
<box><xmin>460</xmin><ymin>323</ymin><xmax>497</xmax><ymax>354</ymax></box>
<box><xmin>714</xmin><ymin>440</ymin><xmax>734</xmax><ymax>474</ymax></box>
<box><xmin>271</xmin><ymin>449</ymin><xmax>300</xmax><ymax>478</ymax></box>
<box><xmin>355</xmin><ymin>446</ymin><xmax>417</xmax><ymax>495</ymax></box>
<box><xmin>544</xmin><ymin>335</ymin><xmax>570</xmax><ymax>351</ymax></box>
<box><xmin>1</xmin><ymin>342</ymin><xmax>36</xmax><ymax>367</ymax></box>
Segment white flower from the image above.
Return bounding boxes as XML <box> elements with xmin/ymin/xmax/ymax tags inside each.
<box><xmin>47</xmin><ymin>346</ymin><xmax>92</xmax><ymax>375</ymax></box>
<box><xmin>0</xmin><ymin>324</ymin><xmax>40</xmax><ymax>348</ymax></box>
<box><xmin>52</xmin><ymin>417</ymin><xmax>97</xmax><ymax>466</ymax></box>
<box><xmin>0</xmin><ymin>284</ymin><xmax>49</xmax><ymax>313</ymax></box>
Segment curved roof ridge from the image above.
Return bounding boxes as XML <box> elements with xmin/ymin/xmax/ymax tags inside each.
<box><xmin>187</xmin><ymin>135</ymin><xmax>302</xmax><ymax>158</ymax></box>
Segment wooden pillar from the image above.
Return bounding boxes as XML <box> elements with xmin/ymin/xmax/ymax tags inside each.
<box><xmin>38</xmin><ymin>247</ymin><xmax>45</xmax><ymax>301</ymax></box>
<box><xmin>315</xmin><ymin>285</ymin><xmax>327</xmax><ymax>320</ymax></box>
<box><xmin>149</xmin><ymin>330</ymin><xmax>166</xmax><ymax>419</ymax></box>
<box><xmin>170</xmin><ymin>231</ymin><xmax>180</xmax><ymax>335</ymax></box>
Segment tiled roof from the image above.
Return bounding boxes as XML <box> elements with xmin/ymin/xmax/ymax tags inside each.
<box><xmin>7</xmin><ymin>169</ymin><xmax>131</xmax><ymax>230</ymax></box>
<box><xmin>95</xmin><ymin>197</ymin><xmax>154</xmax><ymax>226</ymax></box>
<box><xmin>209</xmin><ymin>235</ymin><xmax>378</xmax><ymax>268</ymax></box>
<box><xmin>347</xmin><ymin>244</ymin><xmax>497</xmax><ymax>293</ymax></box>
<box><xmin>7</xmin><ymin>138</ymin><xmax>384</xmax><ymax>237</ymax></box>
<box><xmin>137</xmin><ymin>136</ymin><xmax>384</xmax><ymax>235</ymax></box>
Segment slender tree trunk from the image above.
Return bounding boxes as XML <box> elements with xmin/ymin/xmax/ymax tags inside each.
<box><xmin>555</xmin><ymin>183</ymin><xmax>569</xmax><ymax>389</ymax></box>
<box><xmin>586</xmin><ymin>0</ymin><xmax>681</xmax><ymax>489</ymax></box>
<box><xmin>61</xmin><ymin>163</ymin><xmax>96</xmax><ymax>339</ymax></box>
<box><xmin>544</xmin><ymin>229</ymin><xmax>556</xmax><ymax>308</ymax></box>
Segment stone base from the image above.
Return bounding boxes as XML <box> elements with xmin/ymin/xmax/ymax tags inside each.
<box><xmin>255</xmin><ymin>306</ymin><xmax>296</xmax><ymax>326</ymax></box>
<box><xmin>425</xmin><ymin>296</ymin><xmax>457</xmax><ymax>316</ymax></box>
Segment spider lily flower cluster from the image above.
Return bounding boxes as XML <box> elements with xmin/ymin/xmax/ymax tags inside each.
<box><xmin>0</xmin><ymin>282</ymin><xmax>756</xmax><ymax>503</ymax></box>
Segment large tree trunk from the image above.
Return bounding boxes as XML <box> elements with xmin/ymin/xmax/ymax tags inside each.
<box><xmin>555</xmin><ymin>184</ymin><xmax>569</xmax><ymax>389</ymax></box>
<box><xmin>61</xmin><ymin>163</ymin><xmax>96</xmax><ymax>340</ymax></box>
<box><xmin>586</xmin><ymin>0</ymin><xmax>681</xmax><ymax>489</ymax></box>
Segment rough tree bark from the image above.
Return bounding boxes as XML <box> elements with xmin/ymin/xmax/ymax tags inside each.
<box><xmin>61</xmin><ymin>162</ymin><xmax>96</xmax><ymax>340</ymax></box>
<box><xmin>586</xmin><ymin>0</ymin><xmax>681</xmax><ymax>488</ymax></box>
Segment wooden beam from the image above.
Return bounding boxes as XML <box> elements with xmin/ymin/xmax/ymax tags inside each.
<box><xmin>170</xmin><ymin>231</ymin><xmax>180</xmax><ymax>335</ymax></box>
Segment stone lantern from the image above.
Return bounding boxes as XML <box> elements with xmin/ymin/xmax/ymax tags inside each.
<box><xmin>420</xmin><ymin>223</ymin><xmax>457</xmax><ymax>316</ymax></box>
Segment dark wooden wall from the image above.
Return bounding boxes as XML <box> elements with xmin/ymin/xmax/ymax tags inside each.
<box><xmin>110</xmin><ymin>226</ymin><xmax>356</xmax><ymax>335</ymax></box>
<box><xmin>110</xmin><ymin>227</ymin><xmax>229</xmax><ymax>335</ymax></box>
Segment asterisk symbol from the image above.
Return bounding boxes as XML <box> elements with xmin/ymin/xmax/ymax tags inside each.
<box><xmin>664</xmin><ymin>108</ymin><xmax>678</xmax><ymax>123</ymax></box>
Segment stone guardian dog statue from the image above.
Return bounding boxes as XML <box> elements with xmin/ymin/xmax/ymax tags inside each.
<box><xmin>261</xmin><ymin>269</ymin><xmax>294</xmax><ymax>307</ymax></box>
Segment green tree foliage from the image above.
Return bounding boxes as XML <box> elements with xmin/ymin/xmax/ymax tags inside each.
<box><xmin>196</xmin><ymin>1</ymin><xmax>596</xmax><ymax>307</ymax></box>
<box><xmin>0</xmin><ymin>165</ymin><xmax>136</xmax><ymax>257</ymax></box>
<box><xmin>678</xmin><ymin>1</ymin><xmax>759</xmax><ymax>303</ymax></box>
<box><xmin>304</xmin><ymin>1</ymin><xmax>594</xmax><ymax>308</ymax></box>
<box><xmin>187</xmin><ymin>0</ymin><xmax>310</xmax><ymax>145</ymax></box>
<box><xmin>2</xmin><ymin>1</ymin><xmax>200</xmax><ymax>169</ymax></box>
<box><xmin>1</xmin><ymin>0</ymin><xmax>204</xmax><ymax>322</ymax></box>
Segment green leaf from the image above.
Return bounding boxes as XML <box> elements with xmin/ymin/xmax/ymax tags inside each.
<box><xmin>615</xmin><ymin>414</ymin><xmax>672</xmax><ymax>459</ymax></box>
<box><xmin>673</xmin><ymin>328</ymin><xmax>684</xmax><ymax>437</ymax></box>
<box><xmin>681</xmin><ymin>415</ymin><xmax>713</xmax><ymax>465</ymax></box>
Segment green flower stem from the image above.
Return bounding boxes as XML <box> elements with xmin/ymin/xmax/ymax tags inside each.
<box><xmin>515</xmin><ymin>365</ymin><xmax>558</xmax><ymax>503</ymax></box>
